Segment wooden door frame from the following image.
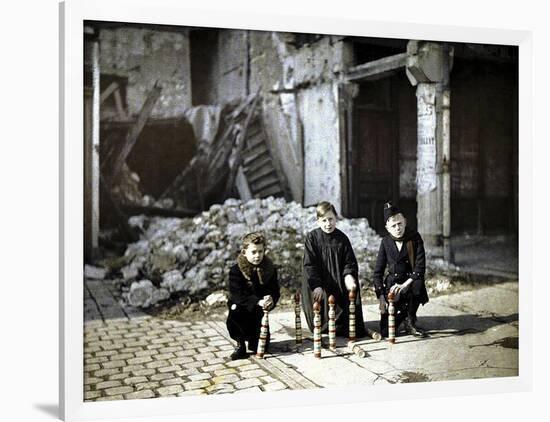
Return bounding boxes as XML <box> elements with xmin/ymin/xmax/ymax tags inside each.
<box><xmin>339</xmin><ymin>52</ymin><xmax>407</xmax><ymax>217</ymax></box>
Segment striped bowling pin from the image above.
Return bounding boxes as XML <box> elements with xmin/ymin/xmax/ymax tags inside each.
<box><xmin>313</xmin><ymin>301</ymin><xmax>322</xmax><ymax>358</ymax></box>
<box><xmin>388</xmin><ymin>291</ymin><xmax>396</xmax><ymax>344</ymax></box>
<box><xmin>256</xmin><ymin>309</ymin><xmax>270</xmax><ymax>358</ymax></box>
<box><xmin>349</xmin><ymin>287</ymin><xmax>356</xmax><ymax>342</ymax></box>
<box><xmin>348</xmin><ymin>341</ymin><xmax>366</xmax><ymax>358</ymax></box>
<box><xmin>294</xmin><ymin>292</ymin><xmax>303</xmax><ymax>346</ymax></box>
<box><xmin>328</xmin><ymin>295</ymin><xmax>336</xmax><ymax>351</ymax></box>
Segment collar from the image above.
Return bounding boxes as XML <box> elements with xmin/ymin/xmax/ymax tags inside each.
<box><xmin>236</xmin><ymin>254</ymin><xmax>275</xmax><ymax>285</ymax></box>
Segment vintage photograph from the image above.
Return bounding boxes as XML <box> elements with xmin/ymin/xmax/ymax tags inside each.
<box><xmin>82</xmin><ymin>20</ymin><xmax>518</xmax><ymax>401</ymax></box>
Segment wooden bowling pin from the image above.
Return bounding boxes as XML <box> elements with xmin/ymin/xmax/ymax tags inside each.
<box><xmin>388</xmin><ymin>291</ymin><xmax>396</xmax><ymax>344</ymax></box>
<box><xmin>349</xmin><ymin>287</ymin><xmax>356</xmax><ymax>342</ymax></box>
<box><xmin>256</xmin><ymin>309</ymin><xmax>270</xmax><ymax>358</ymax></box>
<box><xmin>328</xmin><ymin>295</ymin><xmax>336</xmax><ymax>351</ymax></box>
<box><xmin>313</xmin><ymin>301</ymin><xmax>322</xmax><ymax>358</ymax></box>
<box><xmin>294</xmin><ymin>292</ymin><xmax>302</xmax><ymax>346</ymax></box>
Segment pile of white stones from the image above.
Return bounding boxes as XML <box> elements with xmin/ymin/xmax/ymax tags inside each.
<box><xmin>105</xmin><ymin>196</ymin><xmax>460</xmax><ymax>308</ymax></box>
<box><xmin>113</xmin><ymin>197</ymin><xmax>378</xmax><ymax>307</ymax></box>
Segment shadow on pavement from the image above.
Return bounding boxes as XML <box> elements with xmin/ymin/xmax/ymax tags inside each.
<box><xmin>415</xmin><ymin>313</ymin><xmax>518</xmax><ymax>335</ymax></box>
<box><xmin>269</xmin><ymin>313</ymin><xmax>518</xmax><ymax>355</ymax></box>
<box><xmin>33</xmin><ymin>403</ymin><xmax>58</xmax><ymax>419</ymax></box>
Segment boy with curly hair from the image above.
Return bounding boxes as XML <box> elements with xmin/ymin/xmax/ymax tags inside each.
<box><xmin>226</xmin><ymin>231</ymin><xmax>280</xmax><ymax>360</ymax></box>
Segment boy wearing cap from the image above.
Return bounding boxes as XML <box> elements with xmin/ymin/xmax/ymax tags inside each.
<box><xmin>373</xmin><ymin>202</ymin><xmax>429</xmax><ymax>338</ymax></box>
<box><xmin>226</xmin><ymin>232</ymin><xmax>280</xmax><ymax>360</ymax></box>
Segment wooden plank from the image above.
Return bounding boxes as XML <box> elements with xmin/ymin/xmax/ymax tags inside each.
<box><xmin>248</xmin><ymin>166</ymin><xmax>277</xmax><ymax>185</ymax></box>
<box><xmin>244</xmin><ymin>141</ymin><xmax>268</xmax><ymax>158</ymax></box>
<box><xmin>243</xmin><ymin>156</ymin><xmax>272</xmax><ymax>175</ymax></box>
<box><xmin>235</xmin><ymin>166</ymin><xmax>252</xmax><ymax>201</ymax></box>
<box><xmin>250</xmin><ymin>175</ymin><xmax>279</xmax><ymax>192</ymax></box>
<box><xmin>100</xmin><ymin>82</ymin><xmax>119</xmax><ymax>104</ymax></box>
<box><xmin>224</xmin><ymin>89</ymin><xmax>262</xmax><ymax>196</ymax></box>
<box><xmin>245</xmin><ymin>123</ymin><xmax>262</xmax><ymax>138</ymax></box>
<box><xmin>113</xmin><ymin>89</ymin><xmax>127</xmax><ymax>120</ymax></box>
<box><xmin>345</xmin><ymin>53</ymin><xmax>407</xmax><ymax>82</ymax></box>
<box><xmin>243</xmin><ymin>130</ymin><xmax>264</xmax><ymax>150</ymax></box>
<box><xmin>243</xmin><ymin>148</ymin><xmax>269</xmax><ymax>167</ymax></box>
<box><xmin>110</xmin><ymin>82</ymin><xmax>162</xmax><ymax>180</ymax></box>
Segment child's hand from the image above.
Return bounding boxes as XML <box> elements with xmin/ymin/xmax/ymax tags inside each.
<box><xmin>344</xmin><ymin>275</ymin><xmax>356</xmax><ymax>291</ymax></box>
<box><xmin>390</xmin><ymin>279</ymin><xmax>412</xmax><ymax>296</ymax></box>
<box><xmin>263</xmin><ymin>295</ymin><xmax>274</xmax><ymax>310</ymax></box>
<box><xmin>312</xmin><ymin>287</ymin><xmax>324</xmax><ymax>303</ymax></box>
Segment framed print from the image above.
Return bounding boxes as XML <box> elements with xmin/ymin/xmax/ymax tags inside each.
<box><xmin>60</xmin><ymin>0</ymin><xmax>532</xmax><ymax>420</ymax></box>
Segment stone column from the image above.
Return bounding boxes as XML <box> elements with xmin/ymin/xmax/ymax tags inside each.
<box><xmin>406</xmin><ymin>41</ymin><xmax>453</xmax><ymax>259</ymax></box>
<box><xmin>84</xmin><ymin>26</ymin><xmax>100</xmax><ymax>262</ymax></box>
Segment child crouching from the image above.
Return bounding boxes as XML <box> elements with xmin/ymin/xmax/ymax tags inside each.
<box><xmin>226</xmin><ymin>232</ymin><xmax>280</xmax><ymax>360</ymax></box>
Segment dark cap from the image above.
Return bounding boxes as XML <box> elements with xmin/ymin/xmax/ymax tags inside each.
<box><xmin>383</xmin><ymin>202</ymin><xmax>401</xmax><ymax>223</ymax></box>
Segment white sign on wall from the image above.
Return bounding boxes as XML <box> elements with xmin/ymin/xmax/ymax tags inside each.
<box><xmin>416</xmin><ymin>84</ymin><xmax>437</xmax><ymax>194</ymax></box>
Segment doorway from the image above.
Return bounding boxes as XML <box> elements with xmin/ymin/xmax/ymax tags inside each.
<box><xmin>348</xmin><ymin>74</ymin><xmax>417</xmax><ymax>234</ymax></box>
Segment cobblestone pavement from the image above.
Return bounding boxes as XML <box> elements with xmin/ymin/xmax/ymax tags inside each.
<box><xmin>84</xmin><ymin>278</ymin><xmax>518</xmax><ymax>401</ymax></box>
<box><xmin>83</xmin><ymin>317</ymin><xmax>316</xmax><ymax>401</ymax></box>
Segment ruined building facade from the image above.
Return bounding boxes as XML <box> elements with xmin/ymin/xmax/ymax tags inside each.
<box><xmin>84</xmin><ymin>23</ymin><xmax>518</xmax><ymax>261</ymax></box>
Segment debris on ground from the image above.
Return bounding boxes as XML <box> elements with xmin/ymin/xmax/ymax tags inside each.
<box><xmin>91</xmin><ymin>197</ymin><xmax>464</xmax><ymax>309</ymax></box>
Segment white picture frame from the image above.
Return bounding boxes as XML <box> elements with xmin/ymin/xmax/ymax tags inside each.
<box><xmin>60</xmin><ymin>0</ymin><xmax>533</xmax><ymax>420</ymax></box>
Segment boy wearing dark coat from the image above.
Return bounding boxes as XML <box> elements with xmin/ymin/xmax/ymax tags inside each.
<box><xmin>373</xmin><ymin>202</ymin><xmax>429</xmax><ymax>338</ymax></box>
<box><xmin>226</xmin><ymin>232</ymin><xmax>280</xmax><ymax>360</ymax></box>
<box><xmin>301</xmin><ymin>201</ymin><xmax>366</xmax><ymax>338</ymax></box>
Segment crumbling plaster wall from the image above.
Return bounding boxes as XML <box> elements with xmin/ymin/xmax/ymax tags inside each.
<box><xmin>249</xmin><ymin>32</ymin><xmax>349</xmax><ymax>210</ymax></box>
<box><xmin>194</xmin><ymin>30</ymin><xmax>248</xmax><ymax>104</ymax></box>
<box><xmin>216</xmin><ymin>31</ymin><xmax>248</xmax><ymax>102</ymax></box>
<box><xmin>187</xmin><ymin>29</ymin><xmax>349</xmax><ymax>209</ymax></box>
<box><xmin>99</xmin><ymin>28</ymin><xmax>192</xmax><ymax>118</ymax></box>
<box><xmin>395</xmin><ymin>75</ymin><xmax>418</xmax><ymax>199</ymax></box>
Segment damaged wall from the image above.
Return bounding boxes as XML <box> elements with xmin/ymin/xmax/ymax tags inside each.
<box><xmin>181</xmin><ymin>28</ymin><xmax>350</xmax><ymax>209</ymax></box>
<box><xmin>189</xmin><ymin>29</ymin><xmax>248</xmax><ymax>105</ymax></box>
<box><xmin>299</xmin><ymin>86</ymin><xmax>342</xmax><ymax>209</ymax></box>
<box><xmin>99</xmin><ymin>27</ymin><xmax>192</xmax><ymax>119</ymax></box>
<box><xmin>395</xmin><ymin>75</ymin><xmax>418</xmax><ymax>199</ymax></box>
<box><xmin>250</xmin><ymin>33</ymin><xmax>349</xmax><ymax>209</ymax></box>
<box><xmin>250</xmin><ymin>32</ymin><xmax>304</xmax><ymax>203</ymax></box>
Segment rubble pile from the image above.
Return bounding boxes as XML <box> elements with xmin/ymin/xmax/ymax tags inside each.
<box><xmin>99</xmin><ymin>197</ymin><xmax>461</xmax><ymax>309</ymax></box>
<box><xmin>110</xmin><ymin>163</ymin><xmax>145</xmax><ymax>206</ymax></box>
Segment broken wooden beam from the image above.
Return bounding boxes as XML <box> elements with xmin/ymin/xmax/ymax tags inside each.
<box><xmin>223</xmin><ymin>89</ymin><xmax>262</xmax><ymax>197</ymax></box>
<box><xmin>235</xmin><ymin>166</ymin><xmax>252</xmax><ymax>201</ymax></box>
<box><xmin>345</xmin><ymin>52</ymin><xmax>407</xmax><ymax>82</ymax></box>
<box><xmin>110</xmin><ymin>82</ymin><xmax>162</xmax><ymax>181</ymax></box>
<box><xmin>113</xmin><ymin>89</ymin><xmax>127</xmax><ymax>120</ymax></box>
<box><xmin>100</xmin><ymin>82</ymin><xmax>119</xmax><ymax>104</ymax></box>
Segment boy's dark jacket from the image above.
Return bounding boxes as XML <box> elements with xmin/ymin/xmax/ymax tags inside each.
<box><xmin>228</xmin><ymin>254</ymin><xmax>280</xmax><ymax>312</ymax></box>
<box><xmin>372</xmin><ymin>228</ymin><xmax>429</xmax><ymax>304</ymax></box>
